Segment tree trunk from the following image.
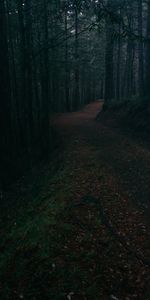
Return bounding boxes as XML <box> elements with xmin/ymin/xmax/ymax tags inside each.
<box><xmin>25</xmin><ymin>0</ymin><xmax>34</xmax><ymax>147</ymax></box>
<box><xmin>41</xmin><ymin>0</ymin><xmax>50</xmax><ymax>155</ymax></box>
<box><xmin>116</xmin><ymin>17</ymin><xmax>121</xmax><ymax>101</ymax></box>
<box><xmin>138</xmin><ymin>0</ymin><xmax>145</xmax><ymax>97</ymax></box>
<box><xmin>74</xmin><ymin>2</ymin><xmax>80</xmax><ymax>110</ymax></box>
<box><xmin>145</xmin><ymin>0</ymin><xmax>150</xmax><ymax>97</ymax></box>
<box><xmin>65</xmin><ymin>7</ymin><xmax>70</xmax><ymax>111</ymax></box>
<box><xmin>0</xmin><ymin>0</ymin><xmax>12</xmax><ymax>186</ymax></box>
<box><xmin>104</xmin><ymin>19</ymin><xmax>114</xmax><ymax>105</ymax></box>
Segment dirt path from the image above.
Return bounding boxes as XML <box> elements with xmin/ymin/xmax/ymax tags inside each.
<box><xmin>54</xmin><ymin>101</ymin><xmax>150</xmax><ymax>216</ymax></box>
<box><xmin>1</xmin><ymin>101</ymin><xmax>150</xmax><ymax>300</ymax></box>
<box><xmin>52</xmin><ymin>101</ymin><xmax>150</xmax><ymax>299</ymax></box>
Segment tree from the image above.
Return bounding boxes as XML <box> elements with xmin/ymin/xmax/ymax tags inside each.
<box><xmin>104</xmin><ymin>0</ymin><xmax>115</xmax><ymax>105</ymax></box>
<box><xmin>145</xmin><ymin>0</ymin><xmax>150</xmax><ymax>97</ymax></box>
<box><xmin>0</xmin><ymin>0</ymin><xmax>12</xmax><ymax>186</ymax></box>
<box><xmin>138</xmin><ymin>0</ymin><xmax>145</xmax><ymax>96</ymax></box>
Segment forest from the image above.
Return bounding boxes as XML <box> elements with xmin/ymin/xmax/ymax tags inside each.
<box><xmin>0</xmin><ymin>0</ymin><xmax>150</xmax><ymax>299</ymax></box>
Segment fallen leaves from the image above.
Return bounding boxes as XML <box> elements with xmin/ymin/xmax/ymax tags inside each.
<box><xmin>1</xmin><ymin>101</ymin><xmax>150</xmax><ymax>300</ymax></box>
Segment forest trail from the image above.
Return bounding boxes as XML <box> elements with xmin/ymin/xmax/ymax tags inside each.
<box><xmin>54</xmin><ymin>100</ymin><xmax>150</xmax><ymax>217</ymax></box>
<box><xmin>52</xmin><ymin>100</ymin><xmax>150</xmax><ymax>299</ymax></box>
<box><xmin>1</xmin><ymin>101</ymin><xmax>150</xmax><ymax>300</ymax></box>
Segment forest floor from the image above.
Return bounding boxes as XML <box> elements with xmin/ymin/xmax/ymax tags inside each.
<box><xmin>0</xmin><ymin>101</ymin><xmax>150</xmax><ymax>300</ymax></box>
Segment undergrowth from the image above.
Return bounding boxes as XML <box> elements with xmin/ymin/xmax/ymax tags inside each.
<box><xmin>101</xmin><ymin>96</ymin><xmax>150</xmax><ymax>132</ymax></box>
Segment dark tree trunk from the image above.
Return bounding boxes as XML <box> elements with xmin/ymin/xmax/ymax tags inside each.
<box><xmin>145</xmin><ymin>0</ymin><xmax>150</xmax><ymax>97</ymax></box>
<box><xmin>25</xmin><ymin>0</ymin><xmax>34</xmax><ymax>147</ymax></box>
<box><xmin>116</xmin><ymin>18</ymin><xmax>121</xmax><ymax>102</ymax></box>
<box><xmin>126</xmin><ymin>39</ymin><xmax>135</xmax><ymax>97</ymax></box>
<box><xmin>0</xmin><ymin>0</ymin><xmax>12</xmax><ymax>186</ymax></box>
<box><xmin>40</xmin><ymin>0</ymin><xmax>50</xmax><ymax>156</ymax></box>
<box><xmin>138</xmin><ymin>0</ymin><xmax>145</xmax><ymax>96</ymax></box>
<box><xmin>65</xmin><ymin>7</ymin><xmax>70</xmax><ymax>111</ymax></box>
<box><xmin>100</xmin><ymin>79</ymin><xmax>104</xmax><ymax>99</ymax></box>
<box><xmin>122</xmin><ymin>4</ymin><xmax>135</xmax><ymax>99</ymax></box>
<box><xmin>74</xmin><ymin>2</ymin><xmax>80</xmax><ymax>110</ymax></box>
<box><xmin>17</xmin><ymin>0</ymin><xmax>28</xmax><ymax>148</ymax></box>
<box><xmin>104</xmin><ymin>20</ymin><xmax>114</xmax><ymax>105</ymax></box>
